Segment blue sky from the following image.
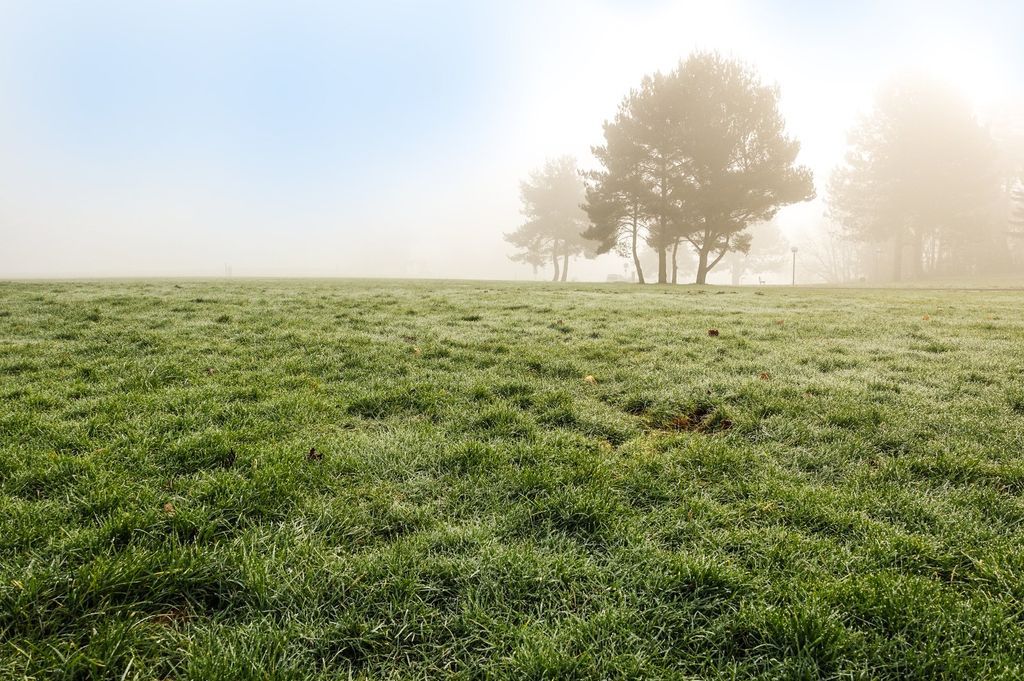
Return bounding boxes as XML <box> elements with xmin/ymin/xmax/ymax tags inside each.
<box><xmin>1</xmin><ymin>0</ymin><xmax>1021</xmax><ymax>278</ymax></box>
<box><xmin>3</xmin><ymin>2</ymin><xmax>508</xmax><ymax>199</ymax></box>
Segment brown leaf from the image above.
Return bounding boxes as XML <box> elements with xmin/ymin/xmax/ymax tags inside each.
<box><xmin>759</xmin><ymin>372</ymin><xmax>771</xmax><ymax>381</ymax></box>
<box><xmin>707</xmin><ymin>329</ymin><xmax>720</xmax><ymax>337</ymax></box>
<box><xmin>205</xmin><ymin>367</ymin><xmax>216</xmax><ymax>375</ymax></box>
<box><xmin>922</xmin><ymin>314</ymin><xmax>930</xmax><ymax>321</ymax></box>
<box><xmin>153</xmin><ymin>609</ymin><xmax>189</xmax><ymax>627</ymax></box>
<box><xmin>583</xmin><ymin>375</ymin><xmax>597</xmax><ymax>384</ymax></box>
<box><xmin>162</xmin><ymin>502</ymin><xmax>176</xmax><ymax>517</ymax></box>
<box><xmin>307</xmin><ymin>447</ymin><xmax>323</xmax><ymax>462</ymax></box>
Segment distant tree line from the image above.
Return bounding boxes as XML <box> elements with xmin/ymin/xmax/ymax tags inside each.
<box><xmin>506</xmin><ymin>52</ymin><xmax>813</xmax><ymax>284</ymax></box>
<box><xmin>828</xmin><ymin>77</ymin><xmax>1024</xmax><ymax>281</ymax></box>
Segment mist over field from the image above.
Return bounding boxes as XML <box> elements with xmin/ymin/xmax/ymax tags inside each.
<box><xmin>1</xmin><ymin>0</ymin><xmax>1021</xmax><ymax>282</ymax></box>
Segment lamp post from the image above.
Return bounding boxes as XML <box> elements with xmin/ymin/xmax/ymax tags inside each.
<box><xmin>790</xmin><ymin>246</ymin><xmax>798</xmax><ymax>286</ymax></box>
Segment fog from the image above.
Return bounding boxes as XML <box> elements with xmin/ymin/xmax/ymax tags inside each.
<box><xmin>0</xmin><ymin>1</ymin><xmax>1021</xmax><ymax>282</ymax></box>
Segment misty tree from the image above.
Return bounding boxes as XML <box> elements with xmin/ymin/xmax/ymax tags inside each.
<box><xmin>583</xmin><ymin>53</ymin><xmax>813</xmax><ymax>284</ymax></box>
<box><xmin>670</xmin><ymin>54</ymin><xmax>815</xmax><ymax>284</ymax></box>
<box><xmin>828</xmin><ymin>77</ymin><xmax>1003</xmax><ymax>280</ymax></box>
<box><xmin>506</xmin><ymin>157</ymin><xmax>590</xmax><ymax>281</ymax></box>
<box><xmin>582</xmin><ymin>73</ymin><xmax>684</xmax><ymax>283</ymax></box>
<box><xmin>582</xmin><ymin>98</ymin><xmax>655</xmax><ymax>284</ymax></box>
<box><xmin>631</xmin><ymin>71</ymin><xmax>691</xmax><ymax>284</ymax></box>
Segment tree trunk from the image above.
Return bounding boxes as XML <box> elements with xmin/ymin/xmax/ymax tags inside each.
<box><xmin>910</xmin><ymin>232</ymin><xmax>924</xmax><ymax>279</ymax></box>
<box><xmin>657</xmin><ymin>247</ymin><xmax>667</xmax><ymax>284</ymax></box>
<box><xmin>695</xmin><ymin>247</ymin><xmax>709</xmax><ymax>285</ymax></box>
<box><xmin>560</xmin><ymin>249</ymin><xmax>569</xmax><ymax>282</ymax></box>
<box><xmin>671</xmin><ymin>240</ymin><xmax>679</xmax><ymax>285</ymax></box>
<box><xmin>631</xmin><ymin>217</ymin><xmax>645</xmax><ymax>284</ymax></box>
<box><xmin>892</xmin><ymin>240</ymin><xmax>903</xmax><ymax>282</ymax></box>
<box><xmin>551</xmin><ymin>246</ymin><xmax>560</xmax><ymax>282</ymax></box>
<box><xmin>731</xmin><ymin>258</ymin><xmax>742</xmax><ymax>286</ymax></box>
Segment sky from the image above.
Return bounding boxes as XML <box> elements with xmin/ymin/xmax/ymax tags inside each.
<box><xmin>0</xmin><ymin>0</ymin><xmax>1022</xmax><ymax>280</ymax></box>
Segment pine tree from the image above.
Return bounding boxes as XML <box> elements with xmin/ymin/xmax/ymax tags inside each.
<box><xmin>583</xmin><ymin>52</ymin><xmax>814</xmax><ymax>284</ymax></box>
<box><xmin>582</xmin><ymin>103</ymin><xmax>652</xmax><ymax>284</ymax></box>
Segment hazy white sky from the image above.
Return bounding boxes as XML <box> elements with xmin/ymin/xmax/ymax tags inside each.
<box><xmin>0</xmin><ymin>0</ymin><xmax>1021</xmax><ymax>279</ymax></box>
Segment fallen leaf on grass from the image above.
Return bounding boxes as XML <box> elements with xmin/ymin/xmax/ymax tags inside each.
<box><xmin>162</xmin><ymin>502</ymin><xmax>176</xmax><ymax>517</ymax></box>
<box><xmin>707</xmin><ymin>329</ymin><xmax>720</xmax><ymax>337</ymax></box>
<box><xmin>153</xmin><ymin>610</ymin><xmax>190</xmax><ymax>627</ymax></box>
<box><xmin>307</xmin><ymin>447</ymin><xmax>323</xmax><ymax>462</ymax></box>
<box><xmin>583</xmin><ymin>375</ymin><xmax>597</xmax><ymax>384</ymax></box>
<box><xmin>759</xmin><ymin>372</ymin><xmax>771</xmax><ymax>381</ymax></box>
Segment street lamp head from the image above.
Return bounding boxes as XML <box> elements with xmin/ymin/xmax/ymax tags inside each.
<box><xmin>791</xmin><ymin>246</ymin><xmax>798</xmax><ymax>254</ymax></box>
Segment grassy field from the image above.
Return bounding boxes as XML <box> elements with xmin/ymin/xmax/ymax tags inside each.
<box><xmin>2</xmin><ymin>279</ymin><xmax>1024</xmax><ymax>680</ymax></box>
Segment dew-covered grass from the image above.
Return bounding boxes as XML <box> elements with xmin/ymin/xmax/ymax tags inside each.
<box><xmin>2</xmin><ymin>279</ymin><xmax>1024</xmax><ymax>679</ymax></box>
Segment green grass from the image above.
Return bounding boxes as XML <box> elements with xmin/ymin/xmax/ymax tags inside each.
<box><xmin>2</xmin><ymin>279</ymin><xmax>1024</xmax><ymax>679</ymax></box>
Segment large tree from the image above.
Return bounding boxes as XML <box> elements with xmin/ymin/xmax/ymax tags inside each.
<box><xmin>671</xmin><ymin>53</ymin><xmax>815</xmax><ymax>284</ymax></box>
<box><xmin>828</xmin><ymin>77</ymin><xmax>1002</xmax><ymax>280</ymax></box>
<box><xmin>630</xmin><ymin>71</ymin><xmax>690</xmax><ymax>284</ymax></box>
<box><xmin>506</xmin><ymin>156</ymin><xmax>590</xmax><ymax>281</ymax></box>
<box><xmin>583</xmin><ymin>53</ymin><xmax>813</xmax><ymax>284</ymax></box>
<box><xmin>583</xmin><ymin>74</ymin><xmax>683</xmax><ymax>283</ymax></box>
<box><xmin>582</xmin><ymin>97</ymin><xmax>653</xmax><ymax>284</ymax></box>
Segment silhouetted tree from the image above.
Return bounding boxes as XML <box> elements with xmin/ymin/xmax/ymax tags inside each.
<box><xmin>829</xmin><ymin>77</ymin><xmax>1002</xmax><ymax>280</ymax></box>
<box><xmin>670</xmin><ymin>54</ymin><xmax>815</xmax><ymax>284</ymax></box>
<box><xmin>631</xmin><ymin>71</ymin><xmax>689</xmax><ymax>283</ymax></box>
<box><xmin>506</xmin><ymin>157</ymin><xmax>590</xmax><ymax>281</ymax></box>
<box><xmin>583</xmin><ymin>74</ymin><xmax>682</xmax><ymax>283</ymax></box>
<box><xmin>583</xmin><ymin>53</ymin><xmax>813</xmax><ymax>284</ymax></box>
<box><xmin>582</xmin><ymin>103</ymin><xmax>653</xmax><ymax>284</ymax></box>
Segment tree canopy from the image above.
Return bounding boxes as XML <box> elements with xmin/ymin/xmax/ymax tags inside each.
<box><xmin>581</xmin><ymin>53</ymin><xmax>814</xmax><ymax>284</ymax></box>
<box><xmin>671</xmin><ymin>54</ymin><xmax>815</xmax><ymax>283</ymax></box>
